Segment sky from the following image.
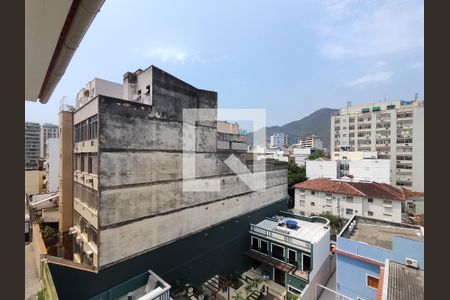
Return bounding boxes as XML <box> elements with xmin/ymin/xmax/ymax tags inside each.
<box><xmin>25</xmin><ymin>0</ymin><xmax>424</xmax><ymax>127</ymax></box>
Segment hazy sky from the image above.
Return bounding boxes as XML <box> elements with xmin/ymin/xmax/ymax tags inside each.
<box><xmin>25</xmin><ymin>0</ymin><xmax>424</xmax><ymax>127</ymax></box>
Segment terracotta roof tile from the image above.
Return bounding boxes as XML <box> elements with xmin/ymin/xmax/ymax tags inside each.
<box><xmin>294</xmin><ymin>178</ymin><xmax>410</xmax><ymax>201</ymax></box>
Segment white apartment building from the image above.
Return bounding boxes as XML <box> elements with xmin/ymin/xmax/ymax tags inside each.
<box><xmin>331</xmin><ymin>100</ymin><xmax>424</xmax><ymax>191</ymax></box>
<box><xmin>40</xmin><ymin>123</ymin><xmax>58</xmax><ymax>159</ymax></box>
<box><xmin>294</xmin><ymin>178</ymin><xmax>416</xmax><ymax>223</ymax></box>
<box><xmin>76</xmin><ymin>77</ymin><xmax>123</xmax><ymax>108</ymax></box>
<box><xmin>270</xmin><ymin>133</ymin><xmax>288</xmax><ymax>148</ymax></box>
<box><xmin>44</xmin><ymin>138</ymin><xmax>59</xmax><ymax>193</ymax></box>
<box><xmin>331</xmin><ymin>150</ymin><xmax>377</xmax><ymax>161</ymax></box>
<box><xmin>306</xmin><ymin>160</ymin><xmax>338</xmax><ymax>179</ymax></box>
<box><xmin>291</xmin><ymin>148</ymin><xmax>321</xmax><ymax>167</ymax></box>
<box><xmin>298</xmin><ymin>135</ymin><xmax>323</xmax><ymax>150</ymax></box>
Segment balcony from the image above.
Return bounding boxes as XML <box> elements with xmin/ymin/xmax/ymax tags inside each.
<box><xmin>249</xmin><ymin>225</ymin><xmax>312</xmax><ymax>251</ymax></box>
<box><xmin>89</xmin><ymin>270</ymin><xmax>171</xmax><ymax>300</ymax></box>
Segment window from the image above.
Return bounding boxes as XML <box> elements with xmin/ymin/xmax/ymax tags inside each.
<box><xmin>346</xmin><ymin>196</ymin><xmax>353</xmax><ymax>203</ymax></box>
<box><xmin>271</xmin><ymin>244</ymin><xmax>284</xmax><ymax>261</ymax></box>
<box><xmin>311</xmin><ymin>191</ymin><xmax>315</xmax><ymax>195</ymax></box>
<box><xmin>260</xmin><ymin>240</ymin><xmax>269</xmax><ymax>255</ymax></box>
<box><xmin>367</xmin><ymin>275</ymin><xmax>379</xmax><ymax>289</ymax></box>
<box><xmin>91</xmin><ymin>155</ymin><xmax>98</xmax><ymax>175</ymax></box>
<box><xmin>299</xmin><ymin>200</ymin><xmax>305</xmax><ymax>207</ymax></box>
<box><xmin>251</xmin><ymin>237</ymin><xmax>259</xmax><ymax>251</ymax></box>
<box><xmin>368</xmin><ymin>211</ymin><xmax>374</xmax><ymax>217</ymax></box>
<box><xmin>302</xmin><ymin>254</ymin><xmax>311</xmax><ymax>272</ymax></box>
<box><xmin>288</xmin><ymin>249</ymin><xmax>297</xmax><ymax>265</ymax></box>
<box><xmin>310</xmin><ymin>202</ymin><xmax>315</xmax><ymax>207</ymax></box>
<box><xmin>368</xmin><ymin>198</ymin><xmax>373</xmax><ymax>203</ymax></box>
<box><xmin>80</xmin><ymin>155</ymin><xmax>85</xmax><ymax>172</ymax></box>
<box><xmin>346</xmin><ymin>208</ymin><xmax>353</xmax><ymax>215</ymax></box>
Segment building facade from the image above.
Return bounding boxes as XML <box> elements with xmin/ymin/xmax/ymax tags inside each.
<box><xmin>44</xmin><ymin>138</ymin><xmax>59</xmax><ymax>193</ymax></box>
<box><xmin>25</xmin><ymin>170</ymin><xmax>47</xmax><ymax>195</ymax></box>
<box><xmin>270</xmin><ymin>133</ymin><xmax>288</xmax><ymax>148</ymax></box>
<box><xmin>248</xmin><ymin>212</ymin><xmax>330</xmax><ymax>298</ymax></box>
<box><xmin>334</xmin><ymin>216</ymin><xmax>424</xmax><ymax>300</ymax></box>
<box><xmin>76</xmin><ymin>77</ymin><xmax>123</xmax><ymax>108</ymax></box>
<box><xmin>305</xmin><ymin>160</ymin><xmax>339</xmax><ymax>180</ymax></box>
<box><xmin>40</xmin><ymin>123</ymin><xmax>59</xmax><ymax>159</ymax></box>
<box><xmin>298</xmin><ymin>135</ymin><xmax>323</xmax><ymax>150</ymax></box>
<box><xmin>25</xmin><ymin>122</ymin><xmax>41</xmax><ymax>170</ymax></box>
<box><xmin>331</xmin><ymin>100</ymin><xmax>424</xmax><ymax>191</ymax></box>
<box><xmin>294</xmin><ymin>178</ymin><xmax>419</xmax><ymax>223</ymax></box>
<box><xmin>69</xmin><ymin>66</ymin><xmax>288</xmax><ymax>271</ymax></box>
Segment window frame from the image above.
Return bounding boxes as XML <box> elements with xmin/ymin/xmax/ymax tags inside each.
<box><xmin>366</xmin><ymin>274</ymin><xmax>380</xmax><ymax>290</ymax></box>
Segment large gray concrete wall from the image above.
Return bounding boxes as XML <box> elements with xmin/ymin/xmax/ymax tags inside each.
<box><xmin>98</xmin><ymin>184</ymin><xmax>287</xmax><ymax>267</ymax></box>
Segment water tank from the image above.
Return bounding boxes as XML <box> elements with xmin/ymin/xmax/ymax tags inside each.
<box><xmin>286</xmin><ymin>220</ymin><xmax>298</xmax><ymax>229</ymax></box>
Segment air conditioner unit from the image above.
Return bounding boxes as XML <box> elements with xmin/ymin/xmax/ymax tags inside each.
<box><xmin>84</xmin><ymin>249</ymin><xmax>94</xmax><ymax>259</ymax></box>
<box><xmin>76</xmin><ymin>236</ymin><xmax>83</xmax><ymax>244</ymax></box>
<box><xmin>405</xmin><ymin>258</ymin><xmax>418</xmax><ymax>268</ymax></box>
<box><xmin>68</xmin><ymin>227</ymin><xmax>77</xmax><ymax>235</ymax></box>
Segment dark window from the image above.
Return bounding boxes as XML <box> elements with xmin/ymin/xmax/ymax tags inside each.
<box><xmin>272</xmin><ymin>244</ymin><xmax>284</xmax><ymax>261</ymax></box>
<box><xmin>311</xmin><ymin>191</ymin><xmax>315</xmax><ymax>195</ymax></box>
<box><xmin>367</xmin><ymin>275</ymin><xmax>379</xmax><ymax>289</ymax></box>
<box><xmin>260</xmin><ymin>240</ymin><xmax>268</xmax><ymax>255</ymax></box>
<box><xmin>88</xmin><ymin>155</ymin><xmax>93</xmax><ymax>173</ymax></box>
<box><xmin>368</xmin><ymin>198</ymin><xmax>374</xmax><ymax>203</ymax></box>
<box><xmin>80</xmin><ymin>155</ymin><xmax>85</xmax><ymax>172</ymax></box>
<box><xmin>288</xmin><ymin>249</ymin><xmax>297</xmax><ymax>265</ymax></box>
<box><xmin>368</xmin><ymin>211</ymin><xmax>374</xmax><ymax>217</ymax></box>
<box><xmin>252</xmin><ymin>237</ymin><xmax>259</xmax><ymax>251</ymax></box>
<box><xmin>303</xmin><ymin>254</ymin><xmax>311</xmax><ymax>272</ymax></box>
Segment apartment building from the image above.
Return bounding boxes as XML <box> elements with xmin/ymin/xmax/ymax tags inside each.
<box><xmin>270</xmin><ymin>133</ymin><xmax>289</xmax><ymax>148</ymax></box>
<box><xmin>331</xmin><ymin>100</ymin><xmax>424</xmax><ymax>191</ymax></box>
<box><xmin>334</xmin><ymin>216</ymin><xmax>424</xmax><ymax>300</ymax></box>
<box><xmin>44</xmin><ymin>138</ymin><xmax>59</xmax><ymax>193</ymax></box>
<box><xmin>248</xmin><ymin>212</ymin><xmax>330</xmax><ymax>298</ymax></box>
<box><xmin>298</xmin><ymin>135</ymin><xmax>323</xmax><ymax>150</ymax></box>
<box><xmin>40</xmin><ymin>123</ymin><xmax>58</xmax><ymax>159</ymax></box>
<box><xmin>25</xmin><ymin>122</ymin><xmax>41</xmax><ymax>170</ymax></box>
<box><xmin>294</xmin><ymin>178</ymin><xmax>420</xmax><ymax>223</ymax></box>
<box><xmin>76</xmin><ymin>77</ymin><xmax>123</xmax><ymax>108</ymax></box>
<box><xmin>58</xmin><ymin>65</ymin><xmax>288</xmax><ymax>297</ymax></box>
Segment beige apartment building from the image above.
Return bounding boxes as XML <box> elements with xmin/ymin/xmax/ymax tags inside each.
<box><xmin>331</xmin><ymin>100</ymin><xmax>424</xmax><ymax>192</ymax></box>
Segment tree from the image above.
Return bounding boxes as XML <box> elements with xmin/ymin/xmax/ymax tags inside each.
<box><xmin>307</xmin><ymin>150</ymin><xmax>326</xmax><ymax>160</ymax></box>
<box><xmin>318</xmin><ymin>212</ymin><xmax>346</xmax><ymax>236</ymax></box>
<box><xmin>288</xmin><ymin>162</ymin><xmax>307</xmax><ymax>198</ymax></box>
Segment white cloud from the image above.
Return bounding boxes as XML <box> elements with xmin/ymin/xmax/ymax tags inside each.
<box><xmin>411</xmin><ymin>62</ymin><xmax>424</xmax><ymax>69</ymax></box>
<box><xmin>145</xmin><ymin>48</ymin><xmax>191</xmax><ymax>63</ymax></box>
<box><xmin>346</xmin><ymin>71</ymin><xmax>393</xmax><ymax>87</ymax></box>
<box><xmin>318</xmin><ymin>0</ymin><xmax>424</xmax><ymax>59</ymax></box>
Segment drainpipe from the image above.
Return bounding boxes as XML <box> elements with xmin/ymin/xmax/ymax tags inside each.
<box><xmin>38</xmin><ymin>0</ymin><xmax>105</xmax><ymax>104</ymax></box>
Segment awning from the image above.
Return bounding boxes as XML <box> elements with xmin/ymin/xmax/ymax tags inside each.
<box><xmin>245</xmin><ymin>251</ymin><xmax>295</xmax><ymax>273</ymax></box>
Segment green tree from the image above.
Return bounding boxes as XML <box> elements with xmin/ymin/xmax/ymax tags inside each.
<box><xmin>307</xmin><ymin>150</ymin><xmax>327</xmax><ymax>160</ymax></box>
<box><xmin>288</xmin><ymin>162</ymin><xmax>307</xmax><ymax>198</ymax></box>
<box><xmin>318</xmin><ymin>212</ymin><xmax>346</xmax><ymax>236</ymax></box>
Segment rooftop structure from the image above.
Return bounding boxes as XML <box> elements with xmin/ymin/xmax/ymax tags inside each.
<box><xmin>381</xmin><ymin>260</ymin><xmax>424</xmax><ymax>300</ymax></box>
<box><xmin>248</xmin><ymin>212</ymin><xmax>331</xmax><ymax>297</ymax></box>
<box><xmin>335</xmin><ymin>216</ymin><xmax>424</xmax><ymax>300</ymax></box>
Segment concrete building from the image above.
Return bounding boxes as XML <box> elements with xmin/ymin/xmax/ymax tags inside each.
<box><xmin>334</xmin><ymin>216</ymin><xmax>424</xmax><ymax>300</ymax></box>
<box><xmin>25</xmin><ymin>122</ymin><xmax>41</xmax><ymax>170</ymax></box>
<box><xmin>44</xmin><ymin>138</ymin><xmax>59</xmax><ymax>193</ymax></box>
<box><xmin>349</xmin><ymin>159</ymin><xmax>391</xmax><ymax>184</ymax></box>
<box><xmin>68</xmin><ymin>65</ymin><xmax>288</xmax><ymax>272</ymax></box>
<box><xmin>298</xmin><ymin>135</ymin><xmax>323</xmax><ymax>150</ymax></box>
<box><xmin>248</xmin><ymin>212</ymin><xmax>330</xmax><ymax>298</ymax></box>
<box><xmin>306</xmin><ymin>160</ymin><xmax>339</xmax><ymax>180</ymax></box>
<box><xmin>294</xmin><ymin>178</ymin><xmax>420</xmax><ymax>223</ymax></box>
<box><xmin>270</xmin><ymin>133</ymin><xmax>288</xmax><ymax>148</ymax></box>
<box><xmin>25</xmin><ymin>170</ymin><xmax>46</xmax><ymax>195</ymax></box>
<box><xmin>40</xmin><ymin>123</ymin><xmax>58</xmax><ymax>159</ymax></box>
<box><xmin>331</xmin><ymin>100</ymin><xmax>424</xmax><ymax>191</ymax></box>
<box><xmin>76</xmin><ymin>77</ymin><xmax>123</xmax><ymax>108</ymax></box>
<box><xmin>331</xmin><ymin>151</ymin><xmax>377</xmax><ymax>161</ymax></box>
<box><xmin>217</xmin><ymin>120</ymin><xmax>239</xmax><ymax>135</ymax></box>
<box><xmin>290</xmin><ymin>148</ymin><xmax>321</xmax><ymax>167</ymax></box>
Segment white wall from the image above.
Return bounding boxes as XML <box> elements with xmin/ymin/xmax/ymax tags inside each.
<box><xmin>412</xmin><ymin>106</ymin><xmax>424</xmax><ymax>192</ymax></box>
<box><xmin>294</xmin><ymin>189</ymin><xmax>402</xmax><ymax>223</ymax></box>
<box><xmin>306</xmin><ymin>160</ymin><xmax>338</xmax><ymax>180</ymax></box>
<box><xmin>46</xmin><ymin>138</ymin><xmax>59</xmax><ymax>193</ymax></box>
<box><xmin>310</xmin><ymin>227</ymin><xmax>331</xmax><ymax>281</ymax></box>
<box><xmin>348</xmin><ymin>159</ymin><xmax>391</xmax><ymax>184</ymax></box>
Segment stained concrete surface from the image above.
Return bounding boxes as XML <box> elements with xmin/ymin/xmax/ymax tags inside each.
<box><xmin>25</xmin><ymin>243</ymin><xmax>41</xmax><ymax>300</ymax></box>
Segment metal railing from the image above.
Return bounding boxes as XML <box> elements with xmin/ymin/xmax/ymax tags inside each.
<box><xmin>250</xmin><ymin>224</ymin><xmax>312</xmax><ymax>250</ymax></box>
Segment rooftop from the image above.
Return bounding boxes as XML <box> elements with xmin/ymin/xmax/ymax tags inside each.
<box><xmin>342</xmin><ymin>217</ymin><xmax>424</xmax><ymax>250</ymax></box>
<box><xmin>253</xmin><ymin>213</ymin><xmax>330</xmax><ymax>244</ymax></box>
<box><xmin>294</xmin><ymin>178</ymin><xmax>419</xmax><ymax>201</ymax></box>
<box><xmin>383</xmin><ymin>260</ymin><xmax>424</xmax><ymax>300</ymax></box>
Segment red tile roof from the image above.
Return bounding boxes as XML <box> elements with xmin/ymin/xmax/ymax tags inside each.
<box><xmin>294</xmin><ymin>178</ymin><xmax>420</xmax><ymax>201</ymax></box>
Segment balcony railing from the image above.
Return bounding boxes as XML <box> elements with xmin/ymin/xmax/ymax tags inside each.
<box><xmin>250</xmin><ymin>224</ymin><xmax>312</xmax><ymax>251</ymax></box>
